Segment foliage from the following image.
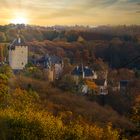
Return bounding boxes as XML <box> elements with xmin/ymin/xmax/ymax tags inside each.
<box><xmin>0</xmin><ymin>70</ymin><xmax>122</xmax><ymax>140</ymax></box>
<box><xmin>0</xmin><ymin>108</ymin><xmax>63</xmax><ymax>140</ymax></box>
<box><xmin>135</xmin><ymin>69</ymin><xmax>140</xmax><ymax>78</ymax></box>
<box><xmin>0</xmin><ymin>24</ymin><xmax>139</xmax><ymax>139</ymax></box>
<box><xmin>8</xmin><ymin>88</ymin><xmax>39</xmax><ymax>111</ymax></box>
<box><xmin>0</xmin><ymin>65</ymin><xmax>13</xmax><ymax>78</ymax></box>
<box><xmin>0</xmin><ymin>32</ymin><xmax>6</xmax><ymax>42</ymax></box>
<box><xmin>131</xmin><ymin>95</ymin><xmax>140</xmax><ymax>131</ymax></box>
<box><xmin>65</xmin><ymin>31</ymin><xmax>78</xmax><ymax>42</ymax></box>
<box><xmin>0</xmin><ymin>108</ymin><xmax>120</xmax><ymax>140</ymax></box>
<box><xmin>0</xmin><ymin>24</ymin><xmax>139</xmax><ymax>69</ymax></box>
<box><xmin>0</xmin><ymin>86</ymin><xmax>121</xmax><ymax>140</ymax></box>
<box><xmin>23</xmin><ymin>67</ymin><xmax>45</xmax><ymax>80</ymax></box>
<box><xmin>0</xmin><ymin>73</ymin><xmax>8</xmax><ymax>84</ymax></box>
<box><xmin>43</xmin><ymin>30</ymin><xmax>59</xmax><ymax>41</ymax></box>
<box><xmin>56</xmin><ymin>74</ymin><xmax>76</xmax><ymax>92</ymax></box>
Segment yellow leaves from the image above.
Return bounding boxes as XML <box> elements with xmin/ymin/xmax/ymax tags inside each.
<box><xmin>0</xmin><ymin>84</ymin><xmax>10</xmax><ymax>107</ymax></box>
<box><xmin>0</xmin><ymin>74</ymin><xmax>121</xmax><ymax>140</ymax></box>
<box><xmin>104</xmin><ymin>123</ymin><xmax>120</xmax><ymax>140</ymax></box>
<box><xmin>0</xmin><ymin>108</ymin><xmax>64</xmax><ymax>140</ymax></box>
<box><xmin>8</xmin><ymin>88</ymin><xmax>39</xmax><ymax>111</ymax></box>
<box><xmin>131</xmin><ymin>95</ymin><xmax>140</xmax><ymax>130</ymax></box>
<box><xmin>0</xmin><ymin>105</ymin><xmax>121</xmax><ymax>140</ymax></box>
<box><xmin>0</xmin><ymin>74</ymin><xmax>8</xmax><ymax>84</ymax></box>
<box><xmin>63</xmin><ymin>122</ymin><xmax>120</xmax><ymax>140</ymax></box>
<box><xmin>0</xmin><ymin>84</ymin><xmax>9</xmax><ymax>95</ymax></box>
<box><xmin>83</xmin><ymin>124</ymin><xmax>104</xmax><ymax>140</ymax></box>
<box><xmin>0</xmin><ymin>65</ymin><xmax>13</xmax><ymax>78</ymax></box>
<box><xmin>64</xmin><ymin>123</ymin><xmax>84</xmax><ymax>140</ymax></box>
<box><xmin>58</xmin><ymin>111</ymin><xmax>73</xmax><ymax>123</ymax></box>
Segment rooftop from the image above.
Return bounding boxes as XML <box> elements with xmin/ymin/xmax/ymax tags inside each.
<box><xmin>72</xmin><ymin>66</ymin><xmax>93</xmax><ymax>77</ymax></box>
<box><xmin>36</xmin><ymin>54</ymin><xmax>63</xmax><ymax>68</ymax></box>
<box><xmin>8</xmin><ymin>37</ymin><xmax>26</xmax><ymax>50</ymax></box>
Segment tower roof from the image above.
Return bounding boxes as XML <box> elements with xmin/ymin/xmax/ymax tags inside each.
<box><xmin>72</xmin><ymin>66</ymin><xmax>93</xmax><ymax>77</ymax></box>
<box><xmin>8</xmin><ymin>37</ymin><xmax>26</xmax><ymax>50</ymax></box>
<box><xmin>36</xmin><ymin>54</ymin><xmax>62</xmax><ymax>68</ymax></box>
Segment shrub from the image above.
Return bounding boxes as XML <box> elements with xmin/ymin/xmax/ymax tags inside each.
<box><xmin>0</xmin><ymin>65</ymin><xmax>13</xmax><ymax>78</ymax></box>
<box><xmin>0</xmin><ymin>108</ymin><xmax>120</xmax><ymax>140</ymax></box>
<box><xmin>0</xmin><ymin>108</ymin><xmax>63</xmax><ymax>140</ymax></box>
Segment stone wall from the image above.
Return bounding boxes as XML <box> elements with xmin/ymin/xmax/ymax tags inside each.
<box><xmin>9</xmin><ymin>46</ymin><xmax>28</xmax><ymax>70</ymax></box>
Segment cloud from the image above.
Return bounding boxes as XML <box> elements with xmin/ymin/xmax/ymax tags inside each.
<box><xmin>136</xmin><ymin>11</ymin><xmax>140</xmax><ymax>13</ymax></box>
<box><xmin>0</xmin><ymin>0</ymin><xmax>139</xmax><ymax>25</ymax></box>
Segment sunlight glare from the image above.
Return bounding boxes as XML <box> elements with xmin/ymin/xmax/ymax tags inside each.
<box><xmin>11</xmin><ymin>17</ymin><xmax>28</xmax><ymax>24</ymax></box>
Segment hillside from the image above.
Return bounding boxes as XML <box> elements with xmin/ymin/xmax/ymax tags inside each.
<box><xmin>0</xmin><ymin>24</ymin><xmax>140</xmax><ymax>139</ymax></box>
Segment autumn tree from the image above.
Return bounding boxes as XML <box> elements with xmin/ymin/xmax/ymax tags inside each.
<box><xmin>75</xmin><ymin>50</ymin><xmax>81</xmax><ymax>64</ymax></box>
<box><xmin>82</xmin><ymin>49</ymin><xmax>90</xmax><ymax>65</ymax></box>
<box><xmin>131</xmin><ymin>95</ymin><xmax>140</xmax><ymax>133</ymax></box>
<box><xmin>0</xmin><ymin>32</ymin><xmax>6</xmax><ymax>42</ymax></box>
<box><xmin>66</xmin><ymin>31</ymin><xmax>78</xmax><ymax>42</ymax></box>
<box><xmin>0</xmin><ymin>65</ymin><xmax>13</xmax><ymax>78</ymax></box>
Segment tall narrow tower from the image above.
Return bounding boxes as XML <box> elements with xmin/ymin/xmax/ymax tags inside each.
<box><xmin>8</xmin><ymin>36</ymin><xmax>28</xmax><ymax>70</ymax></box>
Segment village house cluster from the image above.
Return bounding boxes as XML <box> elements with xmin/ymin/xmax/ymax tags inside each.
<box><xmin>6</xmin><ymin>35</ymin><xmax>130</xmax><ymax>95</ymax></box>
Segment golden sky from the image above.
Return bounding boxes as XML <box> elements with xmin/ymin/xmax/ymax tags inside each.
<box><xmin>0</xmin><ymin>0</ymin><xmax>140</xmax><ymax>25</ymax></box>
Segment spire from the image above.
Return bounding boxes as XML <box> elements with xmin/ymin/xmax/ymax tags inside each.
<box><xmin>82</xmin><ymin>63</ymin><xmax>85</xmax><ymax>79</ymax></box>
<box><xmin>18</xmin><ymin>37</ymin><xmax>21</xmax><ymax>44</ymax></box>
<box><xmin>17</xmin><ymin>29</ymin><xmax>21</xmax><ymax>44</ymax></box>
<box><xmin>8</xmin><ymin>29</ymin><xmax>26</xmax><ymax>50</ymax></box>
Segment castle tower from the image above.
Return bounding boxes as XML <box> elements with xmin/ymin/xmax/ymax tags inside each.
<box><xmin>8</xmin><ymin>36</ymin><xmax>28</xmax><ymax>70</ymax></box>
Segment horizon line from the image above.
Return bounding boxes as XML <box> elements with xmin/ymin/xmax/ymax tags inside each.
<box><xmin>1</xmin><ymin>23</ymin><xmax>140</xmax><ymax>27</ymax></box>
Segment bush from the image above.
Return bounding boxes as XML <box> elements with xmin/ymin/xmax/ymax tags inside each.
<box><xmin>0</xmin><ymin>108</ymin><xmax>63</xmax><ymax>140</ymax></box>
<box><xmin>23</xmin><ymin>67</ymin><xmax>45</xmax><ymax>80</ymax></box>
<box><xmin>0</xmin><ymin>86</ymin><xmax>121</xmax><ymax>140</ymax></box>
<box><xmin>0</xmin><ymin>65</ymin><xmax>13</xmax><ymax>78</ymax></box>
<box><xmin>57</xmin><ymin>74</ymin><xmax>76</xmax><ymax>92</ymax></box>
<box><xmin>0</xmin><ymin>108</ymin><xmax>120</xmax><ymax>140</ymax></box>
<box><xmin>0</xmin><ymin>73</ymin><xmax>9</xmax><ymax>85</ymax></box>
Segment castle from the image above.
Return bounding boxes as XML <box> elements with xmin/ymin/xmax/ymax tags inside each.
<box><xmin>35</xmin><ymin>54</ymin><xmax>64</xmax><ymax>81</ymax></box>
<box><xmin>8</xmin><ymin>37</ymin><xmax>28</xmax><ymax>70</ymax></box>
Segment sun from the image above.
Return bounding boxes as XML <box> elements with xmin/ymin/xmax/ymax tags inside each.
<box><xmin>11</xmin><ymin>17</ymin><xmax>28</xmax><ymax>24</ymax></box>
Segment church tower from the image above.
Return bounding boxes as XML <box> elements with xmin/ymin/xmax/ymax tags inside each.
<box><xmin>8</xmin><ymin>36</ymin><xmax>28</xmax><ymax>70</ymax></box>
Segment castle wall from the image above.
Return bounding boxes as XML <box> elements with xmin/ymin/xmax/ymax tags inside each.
<box><xmin>9</xmin><ymin>46</ymin><xmax>28</xmax><ymax>70</ymax></box>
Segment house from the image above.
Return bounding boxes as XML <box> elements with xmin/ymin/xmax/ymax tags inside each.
<box><xmin>8</xmin><ymin>36</ymin><xmax>28</xmax><ymax>70</ymax></box>
<box><xmin>119</xmin><ymin>80</ymin><xmax>130</xmax><ymax>93</ymax></box>
<box><xmin>46</xmin><ymin>67</ymin><xmax>55</xmax><ymax>82</ymax></box>
<box><xmin>36</xmin><ymin>54</ymin><xmax>63</xmax><ymax>81</ymax></box>
<box><xmin>72</xmin><ymin>66</ymin><xmax>97</xmax><ymax>84</ymax></box>
<box><xmin>71</xmin><ymin>66</ymin><xmax>97</xmax><ymax>79</ymax></box>
<box><xmin>94</xmin><ymin>79</ymin><xmax>108</xmax><ymax>95</ymax></box>
<box><xmin>109</xmin><ymin>80</ymin><xmax>120</xmax><ymax>92</ymax></box>
<box><xmin>36</xmin><ymin>54</ymin><xmax>62</xmax><ymax>67</ymax></box>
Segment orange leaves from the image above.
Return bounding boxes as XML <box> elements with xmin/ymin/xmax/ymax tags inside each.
<box><xmin>85</xmin><ymin>80</ymin><xmax>98</xmax><ymax>90</ymax></box>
